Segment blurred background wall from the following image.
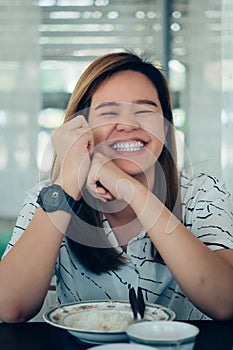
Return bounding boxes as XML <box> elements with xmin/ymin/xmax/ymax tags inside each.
<box><xmin>0</xmin><ymin>0</ymin><xmax>233</xmax><ymax>257</ymax></box>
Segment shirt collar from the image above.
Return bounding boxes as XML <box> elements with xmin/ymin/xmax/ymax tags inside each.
<box><xmin>102</xmin><ymin>215</ymin><xmax>147</xmax><ymax>249</ymax></box>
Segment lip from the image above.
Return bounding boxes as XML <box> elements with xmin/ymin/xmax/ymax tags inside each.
<box><xmin>109</xmin><ymin>138</ymin><xmax>149</xmax><ymax>153</ymax></box>
<box><xmin>109</xmin><ymin>137</ymin><xmax>149</xmax><ymax>146</ymax></box>
<box><xmin>105</xmin><ymin>139</ymin><xmax>148</xmax><ymax>158</ymax></box>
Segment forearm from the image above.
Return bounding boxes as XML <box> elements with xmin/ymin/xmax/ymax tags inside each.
<box><xmin>129</xmin><ymin>181</ymin><xmax>233</xmax><ymax>320</ymax></box>
<box><xmin>0</xmin><ymin>207</ymin><xmax>69</xmax><ymax>323</ymax></box>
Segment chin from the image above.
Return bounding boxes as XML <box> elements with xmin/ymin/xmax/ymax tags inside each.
<box><xmin>113</xmin><ymin>159</ymin><xmax>151</xmax><ymax>176</ymax></box>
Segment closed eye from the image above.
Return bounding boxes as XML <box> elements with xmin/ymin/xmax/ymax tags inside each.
<box><xmin>134</xmin><ymin>109</ymin><xmax>155</xmax><ymax>115</ymax></box>
<box><xmin>97</xmin><ymin>111</ymin><xmax>119</xmax><ymax>116</ymax></box>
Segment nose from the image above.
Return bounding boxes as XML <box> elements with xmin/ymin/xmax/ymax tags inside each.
<box><xmin>115</xmin><ymin>122</ymin><xmax>140</xmax><ymax>132</ymax></box>
<box><xmin>115</xmin><ymin>115</ymin><xmax>140</xmax><ymax>133</ymax></box>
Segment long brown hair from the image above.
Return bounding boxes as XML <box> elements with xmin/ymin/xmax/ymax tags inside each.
<box><xmin>51</xmin><ymin>51</ymin><xmax>180</xmax><ymax>273</ymax></box>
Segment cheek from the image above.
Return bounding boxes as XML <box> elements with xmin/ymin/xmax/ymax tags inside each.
<box><xmin>91</xmin><ymin>126</ymin><xmax>109</xmax><ymax>146</ymax></box>
<box><xmin>88</xmin><ymin>115</ymin><xmax>104</xmax><ymax>144</ymax></box>
<box><xmin>154</xmin><ymin>126</ymin><xmax>165</xmax><ymax>144</ymax></box>
<box><xmin>142</xmin><ymin>118</ymin><xmax>165</xmax><ymax>144</ymax></box>
<box><xmin>92</xmin><ymin>129</ymin><xmax>102</xmax><ymax>145</ymax></box>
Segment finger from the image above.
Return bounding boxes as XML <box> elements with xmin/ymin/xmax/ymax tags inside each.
<box><xmin>86</xmin><ymin>176</ymin><xmax>104</xmax><ymax>201</ymax></box>
<box><xmin>64</xmin><ymin>115</ymin><xmax>89</xmax><ymax>130</ymax></box>
<box><xmin>74</xmin><ymin>115</ymin><xmax>89</xmax><ymax>128</ymax></box>
<box><xmin>91</xmin><ymin>152</ymin><xmax>109</xmax><ymax>163</ymax></box>
<box><xmin>67</xmin><ymin>117</ymin><xmax>94</xmax><ymax>148</ymax></box>
<box><xmin>51</xmin><ymin>116</ymin><xmax>86</xmax><ymax>140</ymax></box>
<box><xmin>93</xmin><ymin>188</ymin><xmax>113</xmax><ymax>202</ymax></box>
<box><xmin>96</xmin><ymin>187</ymin><xmax>106</xmax><ymax>194</ymax></box>
<box><xmin>87</xmin><ymin>186</ymin><xmax>107</xmax><ymax>202</ymax></box>
<box><xmin>102</xmin><ymin>192</ymin><xmax>114</xmax><ymax>201</ymax></box>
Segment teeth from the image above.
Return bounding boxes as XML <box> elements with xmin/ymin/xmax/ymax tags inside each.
<box><xmin>111</xmin><ymin>141</ymin><xmax>145</xmax><ymax>151</ymax></box>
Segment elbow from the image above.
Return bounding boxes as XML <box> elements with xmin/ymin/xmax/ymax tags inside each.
<box><xmin>215</xmin><ymin>295</ymin><xmax>233</xmax><ymax>320</ymax></box>
<box><xmin>212</xmin><ymin>308</ymin><xmax>233</xmax><ymax>321</ymax></box>
<box><xmin>197</xmin><ymin>294</ymin><xmax>233</xmax><ymax>321</ymax></box>
<box><xmin>208</xmin><ymin>300</ymin><xmax>233</xmax><ymax>321</ymax></box>
<box><xmin>0</xmin><ymin>300</ymin><xmax>37</xmax><ymax>324</ymax></box>
<box><xmin>0</xmin><ymin>307</ymin><xmax>27</xmax><ymax>324</ymax></box>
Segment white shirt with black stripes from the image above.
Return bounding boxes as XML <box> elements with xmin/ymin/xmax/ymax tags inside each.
<box><xmin>3</xmin><ymin>172</ymin><xmax>233</xmax><ymax>320</ymax></box>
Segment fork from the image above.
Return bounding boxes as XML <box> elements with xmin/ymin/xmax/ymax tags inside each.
<box><xmin>129</xmin><ymin>286</ymin><xmax>146</xmax><ymax>322</ymax></box>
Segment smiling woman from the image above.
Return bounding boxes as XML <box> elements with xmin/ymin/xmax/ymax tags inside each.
<box><xmin>0</xmin><ymin>51</ymin><xmax>232</xmax><ymax>324</ymax></box>
<box><xmin>88</xmin><ymin>72</ymin><xmax>165</xmax><ymax>179</ymax></box>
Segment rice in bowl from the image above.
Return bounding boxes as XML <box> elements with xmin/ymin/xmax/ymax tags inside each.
<box><xmin>65</xmin><ymin>309</ymin><xmax>134</xmax><ymax>332</ymax></box>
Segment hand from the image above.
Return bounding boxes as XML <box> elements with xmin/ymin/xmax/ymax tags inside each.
<box><xmin>51</xmin><ymin>116</ymin><xmax>94</xmax><ymax>199</ymax></box>
<box><xmin>86</xmin><ymin>153</ymin><xmax>135</xmax><ymax>203</ymax></box>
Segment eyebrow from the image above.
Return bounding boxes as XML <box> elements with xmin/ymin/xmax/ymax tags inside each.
<box><xmin>133</xmin><ymin>99</ymin><xmax>159</xmax><ymax>108</ymax></box>
<box><xmin>94</xmin><ymin>99</ymin><xmax>158</xmax><ymax>110</ymax></box>
<box><xmin>94</xmin><ymin>101</ymin><xmax>120</xmax><ymax>110</ymax></box>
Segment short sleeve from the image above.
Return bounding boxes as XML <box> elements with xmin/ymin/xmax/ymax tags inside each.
<box><xmin>2</xmin><ymin>180</ymin><xmax>49</xmax><ymax>258</ymax></box>
<box><xmin>180</xmin><ymin>172</ymin><xmax>233</xmax><ymax>250</ymax></box>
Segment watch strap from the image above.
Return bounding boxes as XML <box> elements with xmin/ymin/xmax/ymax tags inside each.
<box><xmin>37</xmin><ymin>184</ymin><xmax>83</xmax><ymax>215</ymax></box>
<box><xmin>64</xmin><ymin>190</ymin><xmax>83</xmax><ymax>215</ymax></box>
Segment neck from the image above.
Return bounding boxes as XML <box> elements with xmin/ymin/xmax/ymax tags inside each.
<box><xmin>105</xmin><ymin>206</ymin><xmax>143</xmax><ymax>247</ymax></box>
<box><xmin>103</xmin><ymin>166</ymin><xmax>155</xmax><ymax>246</ymax></box>
<box><xmin>105</xmin><ymin>203</ymin><xmax>136</xmax><ymax>226</ymax></box>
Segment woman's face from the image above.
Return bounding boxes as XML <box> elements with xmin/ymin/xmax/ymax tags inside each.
<box><xmin>88</xmin><ymin>70</ymin><xmax>165</xmax><ymax>178</ymax></box>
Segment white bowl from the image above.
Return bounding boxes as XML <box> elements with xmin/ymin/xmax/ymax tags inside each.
<box><xmin>127</xmin><ymin>321</ymin><xmax>199</xmax><ymax>350</ymax></box>
<box><xmin>44</xmin><ymin>300</ymin><xmax>175</xmax><ymax>344</ymax></box>
<box><xmin>91</xmin><ymin>344</ymin><xmax>158</xmax><ymax>350</ymax></box>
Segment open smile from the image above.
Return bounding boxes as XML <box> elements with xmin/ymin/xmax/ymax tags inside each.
<box><xmin>110</xmin><ymin>140</ymin><xmax>147</xmax><ymax>152</ymax></box>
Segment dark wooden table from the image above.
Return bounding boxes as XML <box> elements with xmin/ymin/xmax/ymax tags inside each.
<box><xmin>0</xmin><ymin>320</ymin><xmax>232</xmax><ymax>350</ymax></box>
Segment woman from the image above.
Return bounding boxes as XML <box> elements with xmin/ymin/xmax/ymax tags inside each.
<box><xmin>0</xmin><ymin>51</ymin><xmax>232</xmax><ymax>322</ymax></box>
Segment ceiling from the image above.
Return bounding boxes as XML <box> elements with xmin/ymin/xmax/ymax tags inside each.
<box><xmin>37</xmin><ymin>0</ymin><xmax>224</xmax><ymax>67</ymax></box>
<box><xmin>38</xmin><ymin>0</ymin><xmax>165</xmax><ymax>63</ymax></box>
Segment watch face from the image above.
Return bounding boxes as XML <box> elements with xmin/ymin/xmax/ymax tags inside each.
<box><xmin>40</xmin><ymin>185</ymin><xmax>68</xmax><ymax>212</ymax></box>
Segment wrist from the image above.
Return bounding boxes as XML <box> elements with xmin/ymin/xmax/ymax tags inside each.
<box><xmin>37</xmin><ymin>184</ymin><xmax>82</xmax><ymax>215</ymax></box>
<box><xmin>54</xmin><ymin>177</ymin><xmax>82</xmax><ymax>201</ymax></box>
<box><xmin>115</xmin><ymin>178</ymin><xmax>135</xmax><ymax>203</ymax></box>
<box><xmin>128</xmin><ymin>181</ymin><xmax>149</xmax><ymax>209</ymax></box>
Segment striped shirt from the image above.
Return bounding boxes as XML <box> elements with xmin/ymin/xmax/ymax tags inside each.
<box><xmin>3</xmin><ymin>172</ymin><xmax>233</xmax><ymax>320</ymax></box>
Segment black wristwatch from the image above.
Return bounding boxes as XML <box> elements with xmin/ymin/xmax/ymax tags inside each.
<box><xmin>37</xmin><ymin>184</ymin><xmax>82</xmax><ymax>215</ymax></box>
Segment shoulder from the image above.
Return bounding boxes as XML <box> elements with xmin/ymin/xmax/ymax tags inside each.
<box><xmin>2</xmin><ymin>179</ymin><xmax>51</xmax><ymax>257</ymax></box>
<box><xmin>15</xmin><ymin>178</ymin><xmax>51</xmax><ymax>218</ymax></box>
<box><xmin>25</xmin><ymin>179</ymin><xmax>51</xmax><ymax>201</ymax></box>
<box><xmin>179</xmin><ymin>171</ymin><xmax>233</xmax><ymax>249</ymax></box>
<box><xmin>179</xmin><ymin>170</ymin><xmax>233</xmax><ymax>225</ymax></box>
<box><xmin>180</xmin><ymin>171</ymin><xmax>231</xmax><ymax>203</ymax></box>
<box><xmin>18</xmin><ymin>178</ymin><xmax>51</xmax><ymax>221</ymax></box>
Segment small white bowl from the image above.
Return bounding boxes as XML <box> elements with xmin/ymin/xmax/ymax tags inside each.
<box><xmin>127</xmin><ymin>321</ymin><xmax>199</xmax><ymax>350</ymax></box>
<box><xmin>91</xmin><ymin>344</ymin><xmax>158</xmax><ymax>350</ymax></box>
